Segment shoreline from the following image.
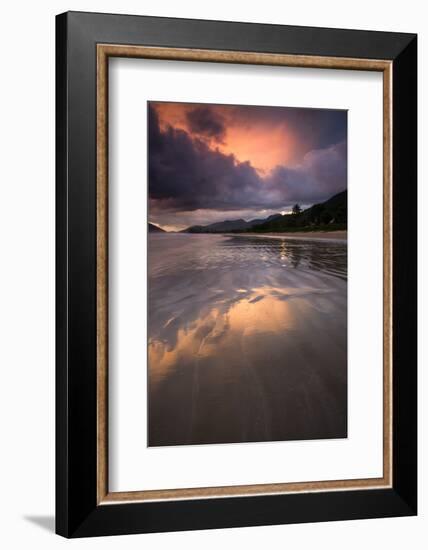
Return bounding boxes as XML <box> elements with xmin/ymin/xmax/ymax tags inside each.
<box><xmin>224</xmin><ymin>230</ymin><xmax>347</xmax><ymax>242</ymax></box>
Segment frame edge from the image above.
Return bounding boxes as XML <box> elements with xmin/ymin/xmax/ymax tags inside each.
<box><xmin>55</xmin><ymin>11</ymin><xmax>69</xmax><ymax>538</ymax></box>
<box><xmin>391</xmin><ymin>34</ymin><xmax>418</xmax><ymax>515</ymax></box>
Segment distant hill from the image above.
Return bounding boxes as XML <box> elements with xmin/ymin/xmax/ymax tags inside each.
<box><xmin>248</xmin><ymin>213</ymin><xmax>283</xmax><ymax>226</ymax></box>
<box><xmin>181</xmin><ymin>191</ymin><xmax>346</xmax><ymax>234</ymax></box>
<box><xmin>183</xmin><ymin>213</ymin><xmax>282</xmax><ymax>234</ymax></box>
<box><xmin>148</xmin><ymin>223</ymin><xmax>166</xmax><ymax>233</ymax></box>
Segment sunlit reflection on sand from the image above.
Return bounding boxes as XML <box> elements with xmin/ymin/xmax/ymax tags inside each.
<box><xmin>150</xmin><ymin>289</ymin><xmax>297</xmax><ymax>386</ymax></box>
<box><xmin>148</xmin><ymin>234</ymin><xmax>347</xmax><ymax>446</ymax></box>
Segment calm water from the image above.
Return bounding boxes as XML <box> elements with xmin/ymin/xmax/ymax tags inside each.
<box><xmin>148</xmin><ymin>233</ymin><xmax>347</xmax><ymax>446</ymax></box>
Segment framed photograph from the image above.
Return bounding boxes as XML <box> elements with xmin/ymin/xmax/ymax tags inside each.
<box><xmin>56</xmin><ymin>11</ymin><xmax>417</xmax><ymax>537</ymax></box>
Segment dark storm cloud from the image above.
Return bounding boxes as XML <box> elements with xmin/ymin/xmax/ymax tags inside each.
<box><xmin>148</xmin><ymin>105</ymin><xmax>347</xmax><ymax>215</ymax></box>
<box><xmin>266</xmin><ymin>140</ymin><xmax>347</xmax><ymax>204</ymax></box>
<box><xmin>186</xmin><ymin>106</ymin><xmax>226</xmax><ymax>143</ymax></box>
<box><xmin>149</xmin><ymin>105</ymin><xmax>260</xmax><ymax>211</ymax></box>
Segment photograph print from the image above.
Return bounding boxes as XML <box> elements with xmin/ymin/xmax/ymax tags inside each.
<box><xmin>147</xmin><ymin>101</ymin><xmax>348</xmax><ymax>447</ymax></box>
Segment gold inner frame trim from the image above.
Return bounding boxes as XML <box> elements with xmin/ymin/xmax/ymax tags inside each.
<box><xmin>96</xmin><ymin>44</ymin><xmax>393</xmax><ymax>505</ymax></box>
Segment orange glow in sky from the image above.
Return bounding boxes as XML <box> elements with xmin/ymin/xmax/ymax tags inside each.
<box><xmin>153</xmin><ymin>102</ymin><xmax>298</xmax><ymax>173</ymax></box>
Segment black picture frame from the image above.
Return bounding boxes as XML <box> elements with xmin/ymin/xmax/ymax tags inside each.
<box><xmin>56</xmin><ymin>11</ymin><xmax>417</xmax><ymax>538</ymax></box>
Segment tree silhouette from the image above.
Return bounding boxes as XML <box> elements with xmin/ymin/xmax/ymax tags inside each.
<box><xmin>292</xmin><ymin>203</ymin><xmax>302</xmax><ymax>215</ymax></box>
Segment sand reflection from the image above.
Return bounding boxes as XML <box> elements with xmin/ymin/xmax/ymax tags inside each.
<box><xmin>149</xmin><ymin>288</ymin><xmax>296</xmax><ymax>387</ymax></box>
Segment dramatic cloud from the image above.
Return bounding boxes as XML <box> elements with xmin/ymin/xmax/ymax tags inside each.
<box><xmin>225</xmin><ymin>104</ymin><xmax>347</xmax><ymax>153</ymax></box>
<box><xmin>148</xmin><ymin>103</ymin><xmax>347</xmax><ymax>229</ymax></box>
<box><xmin>185</xmin><ymin>106</ymin><xmax>226</xmax><ymax>143</ymax></box>
<box><xmin>266</xmin><ymin>140</ymin><xmax>347</xmax><ymax>204</ymax></box>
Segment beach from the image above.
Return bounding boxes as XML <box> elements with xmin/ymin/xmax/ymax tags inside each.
<box><xmin>148</xmin><ymin>233</ymin><xmax>347</xmax><ymax>447</ymax></box>
<box><xmin>228</xmin><ymin>230</ymin><xmax>347</xmax><ymax>242</ymax></box>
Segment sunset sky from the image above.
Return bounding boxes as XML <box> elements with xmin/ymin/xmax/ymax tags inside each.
<box><xmin>148</xmin><ymin>101</ymin><xmax>347</xmax><ymax>231</ymax></box>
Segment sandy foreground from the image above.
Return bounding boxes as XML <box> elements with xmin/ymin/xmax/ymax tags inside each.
<box><xmin>226</xmin><ymin>230</ymin><xmax>347</xmax><ymax>242</ymax></box>
<box><xmin>148</xmin><ymin>233</ymin><xmax>347</xmax><ymax>446</ymax></box>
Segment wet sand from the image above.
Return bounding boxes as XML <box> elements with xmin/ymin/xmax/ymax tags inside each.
<box><xmin>148</xmin><ymin>233</ymin><xmax>347</xmax><ymax>447</ymax></box>
<box><xmin>229</xmin><ymin>230</ymin><xmax>347</xmax><ymax>242</ymax></box>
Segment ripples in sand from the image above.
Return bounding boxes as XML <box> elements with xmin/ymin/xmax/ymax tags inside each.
<box><xmin>148</xmin><ymin>234</ymin><xmax>347</xmax><ymax>446</ymax></box>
